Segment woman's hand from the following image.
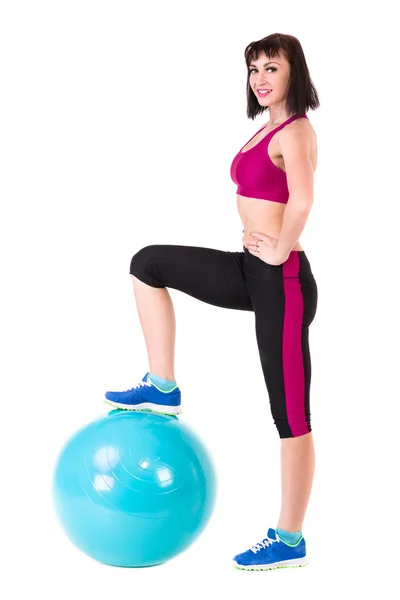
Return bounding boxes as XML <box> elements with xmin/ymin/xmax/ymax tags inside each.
<box><xmin>246</xmin><ymin>231</ymin><xmax>287</xmax><ymax>266</ymax></box>
<box><xmin>242</xmin><ymin>229</ymin><xmax>278</xmax><ymax>249</ymax></box>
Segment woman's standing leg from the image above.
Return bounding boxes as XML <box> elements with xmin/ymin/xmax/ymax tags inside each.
<box><xmin>243</xmin><ymin>248</ymin><xmax>318</xmax><ymax>534</ymax></box>
<box><xmin>277</xmin><ymin>432</ymin><xmax>315</xmax><ymax>532</ymax></box>
<box><xmin>278</xmin><ymin>254</ymin><xmax>318</xmax><ymax>534</ymax></box>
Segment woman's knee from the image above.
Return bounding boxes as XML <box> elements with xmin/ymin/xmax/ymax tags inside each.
<box><xmin>129</xmin><ymin>245</ymin><xmax>165</xmax><ymax>288</ymax></box>
<box><xmin>130</xmin><ymin>245</ymin><xmax>155</xmax><ymax>274</ymax></box>
<box><xmin>273</xmin><ymin>415</ymin><xmax>312</xmax><ymax>439</ymax></box>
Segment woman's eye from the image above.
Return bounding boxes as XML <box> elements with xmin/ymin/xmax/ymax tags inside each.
<box><xmin>249</xmin><ymin>67</ymin><xmax>276</xmax><ymax>74</ymax></box>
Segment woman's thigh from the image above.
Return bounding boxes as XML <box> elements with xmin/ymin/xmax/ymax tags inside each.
<box><xmin>130</xmin><ymin>244</ymin><xmax>253</xmax><ymax>311</ymax></box>
<box><xmin>243</xmin><ymin>248</ymin><xmax>318</xmax><ymax>438</ymax></box>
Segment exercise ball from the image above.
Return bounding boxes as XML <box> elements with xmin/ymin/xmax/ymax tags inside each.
<box><xmin>52</xmin><ymin>409</ymin><xmax>217</xmax><ymax>567</ymax></box>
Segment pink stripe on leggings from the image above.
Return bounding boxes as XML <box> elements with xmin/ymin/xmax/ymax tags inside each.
<box><xmin>282</xmin><ymin>252</ymin><xmax>307</xmax><ymax>437</ymax></box>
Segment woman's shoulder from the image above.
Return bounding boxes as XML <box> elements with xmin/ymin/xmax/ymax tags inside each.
<box><xmin>285</xmin><ymin>114</ymin><xmax>317</xmax><ymax>140</ymax></box>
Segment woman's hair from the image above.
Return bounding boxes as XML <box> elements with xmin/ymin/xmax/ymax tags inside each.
<box><xmin>244</xmin><ymin>33</ymin><xmax>320</xmax><ymax>120</ymax></box>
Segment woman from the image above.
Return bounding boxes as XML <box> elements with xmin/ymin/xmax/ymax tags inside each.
<box><xmin>105</xmin><ymin>33</ymin><xmax>320</xmax><ymax>571</ymax></box>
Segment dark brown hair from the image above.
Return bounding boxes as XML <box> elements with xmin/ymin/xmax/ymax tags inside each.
<box><xmin>244</xmin><ymin>33</ymin><xmax>320</xmax><ymax>120</ymax></box>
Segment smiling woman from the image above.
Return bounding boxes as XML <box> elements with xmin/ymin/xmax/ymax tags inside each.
<box><xmin>106</xmin><ymin>32</ymin><xmax>320</xmax><ymax>573</ymax></box>
<box><xmin>233</xmin><ymin>37</ymin><xmax>319</xmax><ymax>258</ymax></box>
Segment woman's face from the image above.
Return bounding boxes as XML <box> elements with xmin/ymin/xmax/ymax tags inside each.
<box><xmin>248</xmin><ymin>51</ymin><xmax>290</xmax><ymax>109</ymax></box>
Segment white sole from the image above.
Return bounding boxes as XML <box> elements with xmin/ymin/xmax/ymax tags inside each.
<box><xmin>233</xmin><ymin>556</ymin><xmax>309</xmax><ymax>571</ymax></box>
<box><xmin>104</xmin><ymin>398</ymin><xmax>182</xmax><ymax>416</ymax></box>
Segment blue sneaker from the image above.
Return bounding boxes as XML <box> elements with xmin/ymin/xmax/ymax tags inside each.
<box><xmin>104</xmin><ymin>372</ymin><xmax>182</xmax><ymax>416</ymax></box>
<box><xmin>233</xmin><ymin>528</ymin><xmax>309</xmax><ymax>571</ymax></box>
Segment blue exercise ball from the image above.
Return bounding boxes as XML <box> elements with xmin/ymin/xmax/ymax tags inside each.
<box><xmin>53</xmin><ymin>409</ymin><xmax>217</xmax><ymax>567</ymax></box>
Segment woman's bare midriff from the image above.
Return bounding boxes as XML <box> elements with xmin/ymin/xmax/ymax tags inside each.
<box><xmin>238</xmin><ymin>117</ymin><xmax>317</xmax><ymax>253</ymax></box>
<box><xmin>239</xmin><ymin>195</ymin><xmax>304</xmax><ymax>250</ymax></box>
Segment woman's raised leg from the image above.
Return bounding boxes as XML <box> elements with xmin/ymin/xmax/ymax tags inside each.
<box><xmin>131</xmin><ymin>275</ymin><xmax>177</xmax><ymax>382</ymax></box>
<box><xmin>105</xmin><ymin>244</ymin><xmax>252</xmax><ymax>413</ymax></box>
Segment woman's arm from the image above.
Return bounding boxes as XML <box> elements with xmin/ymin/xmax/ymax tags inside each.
<box><xmin>275</xmin><ymin>124</ymin><xmax>314</xmax><ymax>261</ymax></box>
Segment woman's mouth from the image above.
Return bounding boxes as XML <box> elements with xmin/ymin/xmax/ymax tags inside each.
<box><xmin>257</xmin><ymin>89</ymin><xmax>272</xmax><ymax>98</ymax></box>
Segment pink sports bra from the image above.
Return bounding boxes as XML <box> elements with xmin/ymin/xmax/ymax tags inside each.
<box><xmin>230</xmin><ymin>113</ymin><xmax>308</xmax><ymax>204</ymax></box>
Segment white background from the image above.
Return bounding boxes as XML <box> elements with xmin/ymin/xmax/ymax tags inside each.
<box><xmin>1</xmin><ymin>0</ymin><xmax>399</xmax><ymax>597</ymax></box>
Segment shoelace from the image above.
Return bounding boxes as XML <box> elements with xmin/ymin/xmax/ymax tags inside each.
<box><xmin>123</xmin><ymin>379</ymin><xmax>152</xmax><ymax>393</ymax></box>
<box><xmin>250</xmin><ymin>534</ymin><xmax>279</xmax><ymax>554</ymax></box>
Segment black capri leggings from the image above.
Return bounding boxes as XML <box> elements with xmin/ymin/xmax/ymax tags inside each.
<box><xmin>130</xmin><ymin>244</ymin><xmax>318</xmax><ymax>439</ymax></box>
